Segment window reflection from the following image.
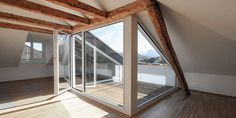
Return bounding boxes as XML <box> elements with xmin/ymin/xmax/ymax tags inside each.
<box><xmin>84</xmin><ymin>22</ymin><xmax>124</xmax><ymax>106</ymax></box>
<box><xmin>137</xmin><ymin>25</ymin><xmax>176</xmax><ymax>106</ymax></box>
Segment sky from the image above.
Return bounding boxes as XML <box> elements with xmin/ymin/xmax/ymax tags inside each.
<box><xmin>90</xmin><ymin>22</ymin><xmax>160</xmax><ymax>57</ymax></box>
<box><xmin>90</xmin><ymin>22</ymin><xmax>124</xmax><ymax>53</ymax></box>
<box><xmin>137</xmin><ymin>30</ymin><xmax>160</xmax><ymax>57</ymax></box>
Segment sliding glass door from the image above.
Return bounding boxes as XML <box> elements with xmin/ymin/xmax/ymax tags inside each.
<box><xmin>84</xmin><ymin>22</ymin><xmax>124</xmax><ymax>106</ymax></box>
<box><xmin>69</xmin><ymin>22</ymin><xmax>125</xmax><ymax>106</ymax></box>
<box><xmin>58</xmin><ymin>32</ymin><xmax>72</xmax><ymax>92</ymax></box>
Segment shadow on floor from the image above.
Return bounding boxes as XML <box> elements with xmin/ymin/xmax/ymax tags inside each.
<box><xmin>0</xmin><ymin>77</ymin><xmax>54</xmax><ymax>110</ymax></box>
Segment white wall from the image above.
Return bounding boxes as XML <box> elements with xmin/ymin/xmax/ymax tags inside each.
<box><xmin>185</xmin><ymin>73</ymin><xmax>236</xmax><ymax>97</ymax></box>
<box><xmin>0</xmin><ymin>64</ymin><xmax>53</xmax><ymax>82</ymax></box>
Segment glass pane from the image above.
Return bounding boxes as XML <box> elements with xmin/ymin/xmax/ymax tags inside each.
<box><xmin>33</xmin><ymin>43</ymin><xmax>42</xmax><ymax>60</ymax></box>
<box><xmin>21</xmin><ymin>42</ymin><xmax>43</xmax><ymax>61</ymax></box>
<box><xmin>74</xmin><ymin>34</ymin><xmax>83</xmax><ymax>90</ymax></box>
<box><xmin>25</xmin><ymin>42</ymin><xmax>31</xmax><ymax>47</ymax></box>
<box><xmin>85</xmin><ymin>43</ymin><xmax>94</xmax><ymax>85</ymax></box>
<box><xmin>84</xmin><ymin>22</ymin><xmax>124</xmax><ymax>106</ymax></box>
<box><xmin>58</xmin><ymin>33</ymin><xmax>71</xmax><ymax>92</ymax></box>
<box><xmin>21</xmin><ymin>42</ymin><xmax>31</xmax><ymax>60</ymax></box>
<box><xmin>137</xmin><ymin>27</ymin><xmax>176</xmax><ymax>106</ymax></box>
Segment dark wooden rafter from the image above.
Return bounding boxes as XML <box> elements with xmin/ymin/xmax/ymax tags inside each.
<box><xmin>72</xmin><ymin>0</ymin><xmax>156</xmax><ymax>32</ymax></box>
<box><xmin>107</xmin><ymin>0</ymin><xmax>154</xmax><ymax>18</ymax></box>
<box><xmin>0</xmin><ymin>0</ymin><xmax>156</xmax><ymax>33</ymax></box>
<box><xmin>0</xmin><ymin>22</ymin><xmax>53</xmax><ymax>34</ymax></box>
<box><xmin>0</xmin><ymin>12</ymin><xmax>72</xmax><ymax>32</ymax></box>
<box><xmin>146</xmin><ymin>2</ymin><xmax>191</xmax><ymax>96</ymax></box>
<box><xmin>46</xmin><ymin>0</ymin><xmax>107</xmax><ymax>19</ymax></box>
<box><xmin>0</xmin><ymin>0</ymin><xmax>90</xmax><ymax>24</ymax></box>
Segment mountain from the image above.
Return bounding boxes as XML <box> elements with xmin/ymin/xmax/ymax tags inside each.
<box><xmin>140</xmin><ymin>50</ymin><xmax>159</xmax><ymax>58</ymax></box>
<box><xmin>138</xmin><ymin>54</ymin><xmax>149</xmax><ymax>61</ymax></box>
<box><xmin>145</xmin><ymin>50</ymin><xmax>159</xmax><ymax>57</ymax></box>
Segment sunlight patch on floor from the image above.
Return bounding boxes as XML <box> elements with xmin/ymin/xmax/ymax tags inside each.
<box><xmin>0</xmin><ymin>91</ymin><xmax>111</xmax><ymax>118</ymax></box>
<box><xmin>55</xmin><ymin>91</ymin><xmax>110</xmax><ymax>118</ymax></box>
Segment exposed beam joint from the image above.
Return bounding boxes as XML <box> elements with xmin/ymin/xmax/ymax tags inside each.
<box><xmin>147</xmin><ymin>2</ymin><xmax>191</xmax><ymax>96</ymax></box>
<box><xmin>0</xmin><ymin>0</ymin><xmax>90</xmax><ymax>24</ymax></box>
<box><xmin>0</xmin><ymin>12</ymin><xmax>72</xmax><ymax>32</ymax></box>
<box><xmin>72</xmin><ymin>0</ymin><xmax>155</xmax><ymax>32</ymax></box>
<box><xmin>46</xmin><ymin>0</ymin><xmax>107</xmax><ymax>19</ymax></box>
<box><xmin>0</xmin><ymin>22</ymin><xmax>53</xmax><ymax>34</ymax></box>
<box><xmin>107</xmin><ymin>0</ymin><xmax>154</xmax><ymax>19</ymax></box>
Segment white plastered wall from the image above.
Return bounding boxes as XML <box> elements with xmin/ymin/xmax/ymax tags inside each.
<box><xmin>0</xmin><ymin>29</ymin><xmax>54</xmax><ymax>82</ymax></box>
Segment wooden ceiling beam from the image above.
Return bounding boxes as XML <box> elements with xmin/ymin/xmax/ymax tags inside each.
<box><xmin>0</xmin><ymin>22</ymin><xmax>53</xmax><ymax>34</ymax></box>
<box><xmin>0</xmin><ymin>0</ymin><xmax>90</xmax><ymax>24</ymax></box>
<box><xmin>0</xmin><ymin>12</ymin><xmax>72</xmax><ymax>32</ymax></box>
<box><xmin>147</xmin><ymin>2</ymin><xmax>191</xmax><ymax>96</ymax></box>
<box><xmin>46</xmin><ymin>0</ymin><xmax>107</xmax><ymax>19</ymax></box>
<box><xmin>107</xmin><ymin>0</ymin><xmax>154</xmax><ymax>19</ymax></box>
<box><xmin>72</xmin><ymin>0</ymin><xmax>155</xmax><ymax>32</ymax></box>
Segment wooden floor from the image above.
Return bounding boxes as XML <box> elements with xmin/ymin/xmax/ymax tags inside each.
<box><xmin>0</xmin><ymin>77</ymin><xmax>54</xmax><ymax>110</ymax></box>
<box><xmin>0</xmin><ymin>77</ymin><xmax>74</xmax><ymax>110</ymax></box>
<box><xmin>1</xmin><ymin>90</ymin><xmax>236</xmax><ymax>118</ymax></box>
<box><xmin>134</xmin><ymin>90</ymin><xmax>236</xmax><ymax>118</ymax></box>
<box><xmin>1</xmin><ymin>78</ymin><xmax>236</xmax><ymax>118</ymax></box>
<box><xmin>59</xmin><ymin>78</ymin><xmax>71</xmax><ymax>91</ymax></box>
<box><xmin>0</xmin><ymin>77</ymin><xmax>172</xmax><ymax>109</ymax></box>
<box><xmin>86</xmin><ymin>82</ymin><xmax>124</xmax><ymax>105</ymax></box>
<box><xmin>85</xmin><ymin>81</ymin><xmax>173</xmax><ymax>106</ymax></box>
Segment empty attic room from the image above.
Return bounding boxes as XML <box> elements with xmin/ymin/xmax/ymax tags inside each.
<box><xmin>0</xmin><ymin>0</ymin><xmax>236</xmax><ymax>118</ymax></box>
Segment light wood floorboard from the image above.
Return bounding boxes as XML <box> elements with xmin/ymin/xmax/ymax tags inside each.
<box><xmin>1</xmin><ymin>78</ymin><xmax>236</xmax><ymax>118</ymax></box>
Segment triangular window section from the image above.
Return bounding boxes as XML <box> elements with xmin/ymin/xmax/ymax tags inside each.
<box><xmin>137</xmin><ymin>24</ymin><xmax>176</xmax><ymax>106</ymax></box>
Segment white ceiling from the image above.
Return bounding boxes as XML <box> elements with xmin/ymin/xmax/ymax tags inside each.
<box><xmin>0</xmin><ymin>3</ymin><xmax>66</xmax><ymax>25</ymax></box>
<box><xmin>0</xmin><ymin>0</ymin><xmax>136</xmax><ymax>26</ymax></box>
<box><xmin>158</xmin><ymin>0</ymin><xmax>236</xmax><ymax>43</ymax></box>
<box><xmin>157</xmin><ymin>0</ymin><xmax>236</xmax><ymax>76</ymax></box>
<box><xmin>161</xmin><ymin>5</ymin><xmax>236</xmax><ymax>76</ymax></box>
<box><xmin>27</xmin><ymin>32</ymin><xmax>52</xmax><ymax>42</ymax></box>
<box><xmin>0</xmin><ymin>28</ymin><xmax>28</xmax><ymax>67</ymax></box>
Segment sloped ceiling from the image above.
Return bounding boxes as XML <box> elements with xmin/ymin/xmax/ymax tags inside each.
<box><xmin>136</xmin><ymin>0</ymin><xmax>236</xmax><ymax>76</ymax></box>
<box><xmin>156</xmin><ymin>0</ymin><xmax>236</xmax><ymax>76</ymax></box>
<box><xmin>161</xmin><ymin>5</ymin><xmax>236</xmax><ymax>76</ymax></box>
<box><xmin>158</xmin><ymin>0</ymin><xmax>236</xmax><ymax>43</ymax></box>
<box><xmin>27</xmin><ymin>32</ymin><xmax>52</xmax><ymax>42</ymax></box>
<box><xmin>0</xmin><ymin>28</ymin><xmax>28</xmax><ymax>67</ymax></box>
<box><xmin>0</xmin><ymin>3</ymin><xmax>67</xmax><ymax>26</ymax></box>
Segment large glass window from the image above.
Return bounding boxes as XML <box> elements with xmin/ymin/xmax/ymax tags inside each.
<box><xmin>84</xmin><ymin>22</ymin><xmax>124</xmax><ymax>106</ymax></box>
<box><xmin>137</xmin><ymin>25</ymin><xmax>176</xmax><ymax>106</ymax></box>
